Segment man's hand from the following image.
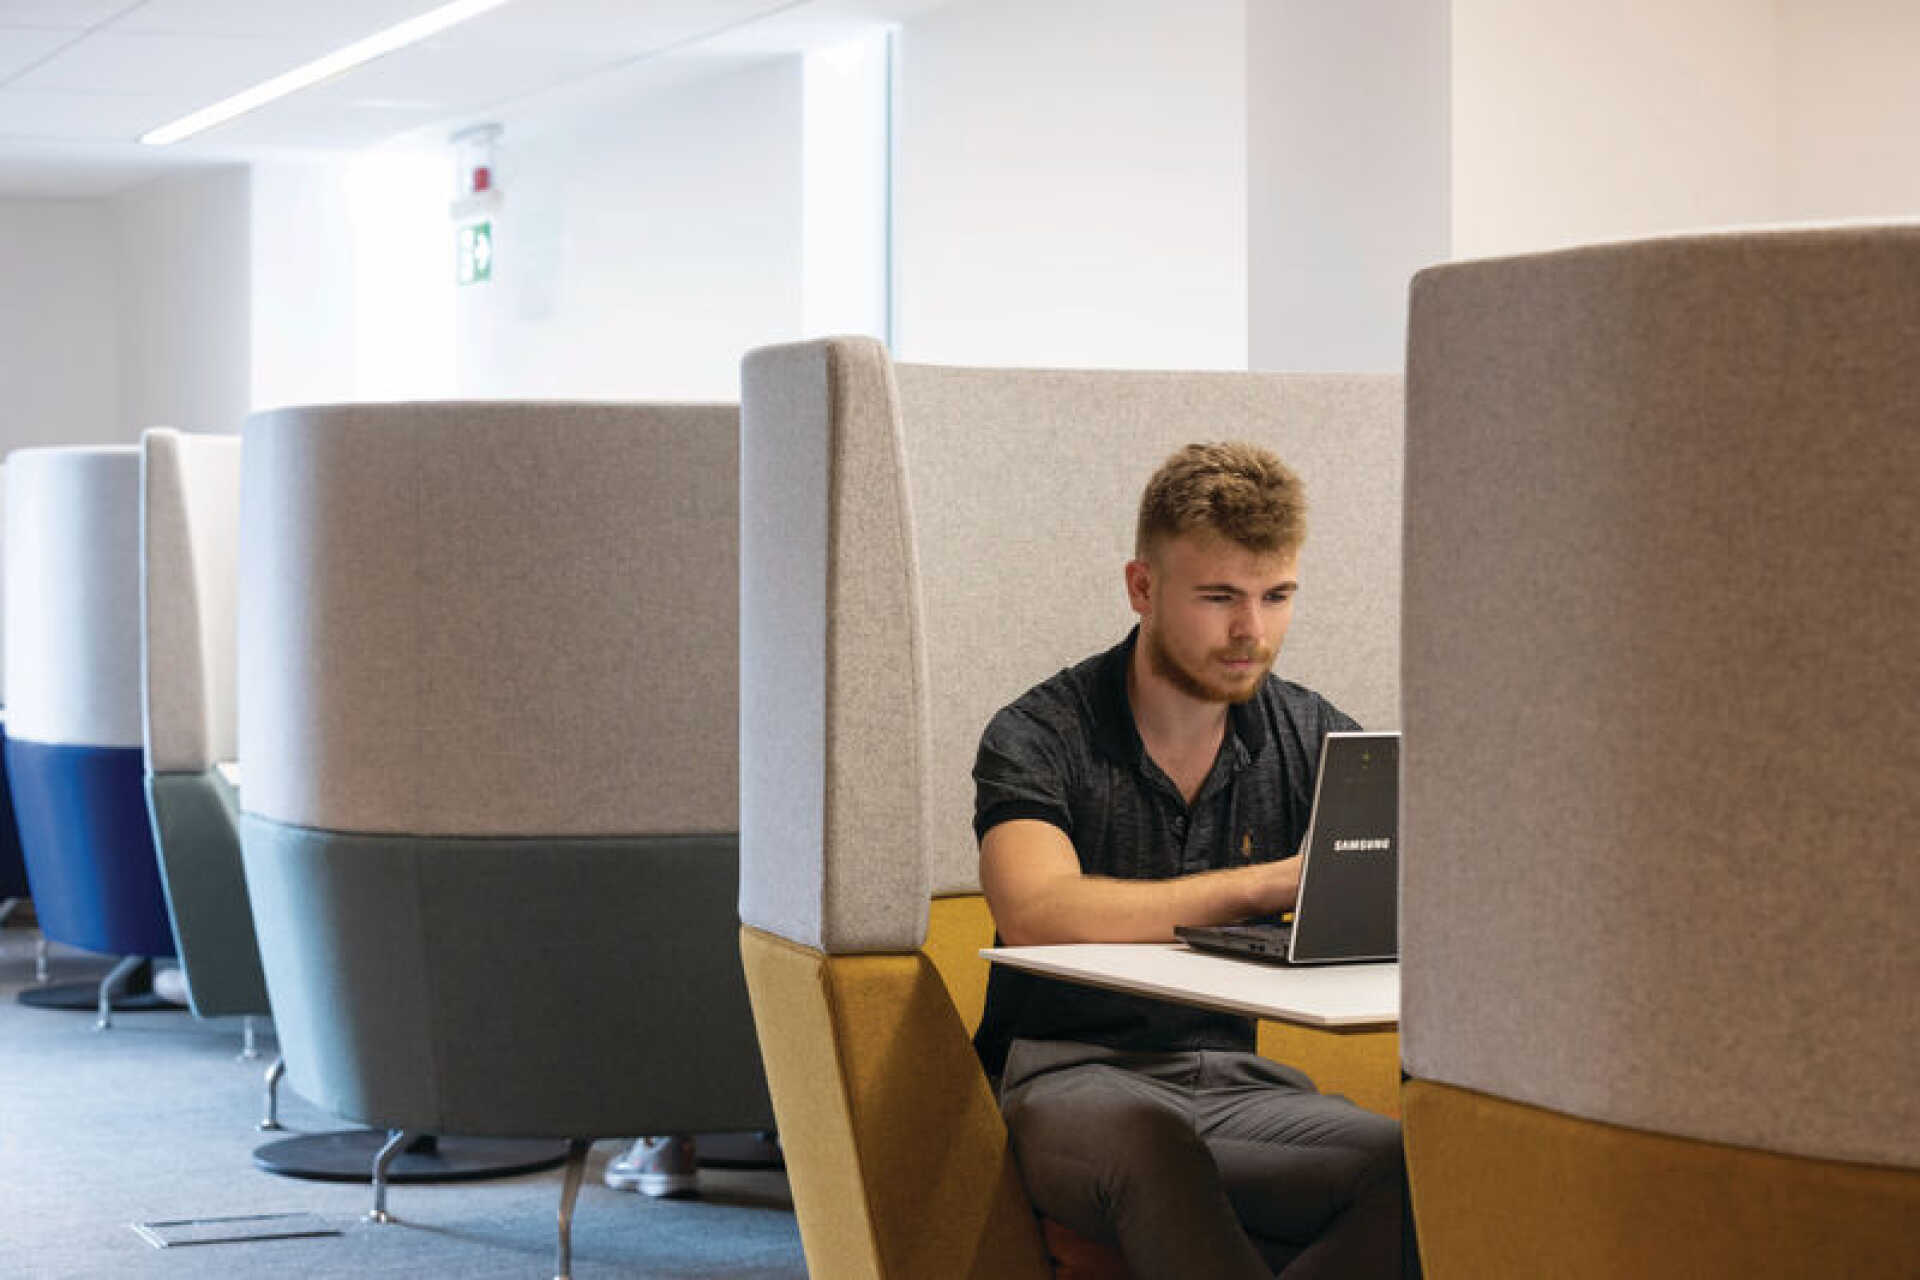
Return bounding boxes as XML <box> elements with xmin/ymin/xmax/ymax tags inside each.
<box><xmin>980</xmin><ymin>819</ymin><xmax>1302</xmax><ymax>945</ymax></box>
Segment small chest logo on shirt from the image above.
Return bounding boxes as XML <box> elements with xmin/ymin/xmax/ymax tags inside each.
<box><xmin>1240</xmin><ymin>831</ymin><xmax>1254</xmax><ymax>861</ymax></box>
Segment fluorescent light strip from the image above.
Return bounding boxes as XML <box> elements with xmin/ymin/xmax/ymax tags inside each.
<box><xmin>140</xmin><ymin>0</ymin><xmax>514</xmax><ymax>146</ymax></box>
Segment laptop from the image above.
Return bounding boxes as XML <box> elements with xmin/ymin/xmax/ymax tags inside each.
<box><xmin>1175</xmin><ymin>731</ymin><xmax>1399</xmax><ymax>965</ymax></box>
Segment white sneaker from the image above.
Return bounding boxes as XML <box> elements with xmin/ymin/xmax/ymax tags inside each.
<box><xmin>603</xmin><ymin>1136</ymin><xmax>698</xmax><ymax>1197</ymax></box>
<box><xmin>151</xmin><ymin>965</ymin><xmax>189</xmax><ymax>1007</ymax></box>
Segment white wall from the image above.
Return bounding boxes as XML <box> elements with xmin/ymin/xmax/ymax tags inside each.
<box><xmin>454</xmin><ymin>57</ymin><xmax>807</xmax><ymax>401</ymax></box>
<box><xmin>251</xmin><ymin>152</ymin><xmax>454</xmax><ymax>413</ymax></box>
<box><xmin>114</xmin><ymin>167</ymin><xmax>252</xmax><ymax>435</ymax></box>
<box><xmin>1451</xmin><ymin>0</ymin><xmax>1920</xmax><ymax>259</ymax></box>
<box><xmin>893</xmin><ymin>0</ymin><xmax>1248</xmax><ymax>370</ymax></box>
<box><xmin>1249</xmin><ymin>0</ymin><xmax>1450</xmax><ymax>372</ymax></box>
<box><xmin>250</xmin><ymin>160</ymin><xmax>357</xmax><ymax>412</ymax></box>
<box><xmin>0</xmin><ymin>199</ymin><xmax>120</xmax><ymax>453</ymax></box>
<box><xmin>804</xmin><ymin>33</ymin><xmax>892</xmax><ymax>343</ymax></box>
<box><xmin>1778</xmin><ymin>0</ymin><xmax>1920</xmax><ymax>221</ymax></box>
<box><xmin>1451</xmin><ymin>0</ymin><xmax>1781</xmax><ymax>259</ymax></box>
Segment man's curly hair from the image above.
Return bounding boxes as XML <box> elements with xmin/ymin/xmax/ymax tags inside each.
<box><xmin>1135</xmin><ymin>441</ymin><xmax>1306</xmax><ymax>560</ymax></box>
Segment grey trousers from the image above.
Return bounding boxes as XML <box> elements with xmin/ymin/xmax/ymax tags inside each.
<box><xmin>999</xmin><ymin>1039</ymin><xmax>1418</xmax><ymax>1280</ymax></box>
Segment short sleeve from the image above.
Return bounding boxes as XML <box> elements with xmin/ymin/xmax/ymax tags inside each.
<box><xmin>1322</xmin><ymin>694</ymin><xmax>1362</xmax><ymax>736</ymax></box>
<box><xmin>972</xmin><ymin>703</ymin><xmax>1076</xmax><ymax>842</ymax></box>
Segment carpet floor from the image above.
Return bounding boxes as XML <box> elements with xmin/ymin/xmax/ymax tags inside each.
<box><xmin>0</xmin><ymin>921</ymin><xmax>808</xmax><ymax>1279</ymax></box>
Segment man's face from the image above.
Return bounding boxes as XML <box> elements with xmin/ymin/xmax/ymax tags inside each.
<box><xmin>1126</xmin><ymin>532</ymin><xmax>1299</xmax><ymax>704</ymax></box>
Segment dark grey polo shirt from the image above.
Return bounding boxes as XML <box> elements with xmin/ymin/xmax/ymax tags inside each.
<box><xmin>971</xmin><ymin>628</ymin><xmax>1359</xmax><ymax>1077</ymax></box>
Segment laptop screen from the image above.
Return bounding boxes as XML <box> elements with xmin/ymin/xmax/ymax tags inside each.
<box><xmin>1289</xmin><ymin>732</ymin><xmax>1399</xmax><ymax>963</ymax></box>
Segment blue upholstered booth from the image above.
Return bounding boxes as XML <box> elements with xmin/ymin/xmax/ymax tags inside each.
<box><xmin>5</xmin><ymin>447</ymin><xmax>176</xmax><ymax>1019</ymax></box>
<box><xmin>0</xmin><ymin>729</ymin><xmax>29</xmax><ymax>904</ymax></box>
<box><xmin>1</xmin><ymin>469</ymin><xmax>31</xmax><ymax>908</ymax></box>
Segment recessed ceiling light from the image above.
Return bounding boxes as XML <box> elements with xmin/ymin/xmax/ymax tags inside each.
<box><xmin>140</xmin><ymin>0</ymin><xmax>515</xmax><ymax>146</ymax></box>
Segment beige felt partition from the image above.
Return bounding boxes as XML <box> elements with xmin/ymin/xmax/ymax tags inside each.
<box><xmin>1401</xmin><ymin>225</ymin><xmax>1920</xmax><ymax>1276</ymax></box>
<box><xmin>740</xmin><ymin>339</ymin><xmax>1405</xmax><ymax>954</ymax></box>
<box><xmin>141</xmin><ymin>428</ymin><xmax>241</xmax><ymax>775</ymax></box>
<box><xmin>240</xmin><ymin>401</ymin><xmax>739</xmax><ymax>839</ymax></box>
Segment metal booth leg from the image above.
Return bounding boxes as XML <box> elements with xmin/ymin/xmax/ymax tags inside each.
<box><xmin>368</xmin><ymin>1129</ymin><xmax>417</xmax><ymax>1223</ymax></box>
<box><xmin>553</xmin><ymin>1138</ymin><xmax>592</xmax><ymax>1280</ymax></box>
<box><xmin>259</xmin><ymin>1054</ymin><xmax>286</xmax><ymax>1131</ymax></box>
<box><xmin>94</xmin><ymin>954</ymin><xmax>148</xmax><ymax>1030</ymax></box>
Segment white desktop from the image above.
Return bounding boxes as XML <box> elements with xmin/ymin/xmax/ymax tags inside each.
<box><xmin>981</xmin><ymin>943</ymin><xmax>1398</xmax><ymax>1029</ymax></box>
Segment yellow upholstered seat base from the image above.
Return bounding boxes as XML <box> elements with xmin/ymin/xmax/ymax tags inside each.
<box><xmin>1403</xmin><ymin>1078</ymin><xmax>1920</xmax><ymax>1279</ymax></box>
<box><xmin>740</xmin><ymin>926</ymin><xmax>1051</xmax><ymax>1280</ymax></box>
<box><xmin>925</xmin><ymin>892</ymin><xmax>998</xmax><ymax>1035</ymax></box>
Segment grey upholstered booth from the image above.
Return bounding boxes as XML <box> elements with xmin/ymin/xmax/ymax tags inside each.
<box><xmin>1400</xmin><ymin>224</ymin><xmax>1920</xmax><ymax>1276</ymax></box>
<box><xmin>139</xmin><ymin>428</ymin><xmax>269</xmax><ymax>1043</ymax></box>
<box><xmin>237</xmin><ymin>401</ymin><xmax>772</xmax><ymax>1277</ymax></box>
<box><xmin>736</xmin><ymin>336</ymin><xmax>1404</xmax><ymax>1277</ymax></box>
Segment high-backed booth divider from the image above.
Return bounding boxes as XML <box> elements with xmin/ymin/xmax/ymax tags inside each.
<box><xmin>237</xmin><ymin>401</ymin><xmax>773</xmax><ymax>1277</ymax></box>
<box><xmin>736</xmin><ymin>336</ymin><xmax>1403</xmax><ymax>1278</ymax></box>
<box><xmin>1400</xmin><ymin>224</ymin><xmax>1920</xmax><ymax>1277</ymax></box>
<box><xmin>139</xmin><ymin>428</ymin><xmax>269</xmax><ymax>1036</ymax></box>
<box><xmin>5</xmin><ymin>447</ymin><xmax>177</xmax><ymax>1021</ymax></box>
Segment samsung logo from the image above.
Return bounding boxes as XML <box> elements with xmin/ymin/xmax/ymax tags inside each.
<box><xmin>1333</xmin><ymin>838</ymin><xmax>1392</xmax><ymax>853</ymax></box>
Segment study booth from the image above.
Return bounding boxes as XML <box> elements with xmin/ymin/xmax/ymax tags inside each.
<box><xmin>231</xmin><ymin>400</ymin><xmax>773</xmax><ymax>1273</ymax></box>
<box><xmin>4</xmin><ymin>447</ymin><xmax>178</xmax><ymax>1021</ymax></box>
<box><xmin>735</xmin><ymin>335</ymin><xmax>1404</xmax><ymax>1276</ymax></box>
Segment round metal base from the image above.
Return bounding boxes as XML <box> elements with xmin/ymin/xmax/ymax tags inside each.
<box><xmin>253</xmin><ymin>1130</ymin><xmax>571</xmax><ymax>1183</ymax></box>
<box><xmin>17</xmin><ymin>980</ymin><xmax>175</xmax><ymax>1013</ymax></box>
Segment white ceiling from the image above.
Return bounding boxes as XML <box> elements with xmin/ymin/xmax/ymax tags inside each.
<box><xmin>0</xmin><ymin>0</ymin><xmax>946</xmax><ymax>197</ymax></box>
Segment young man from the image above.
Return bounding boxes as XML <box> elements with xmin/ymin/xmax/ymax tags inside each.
<box><xmin>973</xmin><ymin>442</ymin><xmax>1417</xmax><ymax>1279</ymax></box>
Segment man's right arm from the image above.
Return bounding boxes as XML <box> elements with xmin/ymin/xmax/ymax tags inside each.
<box><xmin>980</xmin><ymin>818</ymin><xmax>1300</xmax><ymax>946</ymax></box>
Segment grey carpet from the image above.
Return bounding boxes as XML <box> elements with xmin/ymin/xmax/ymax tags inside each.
<box><xmin>0</xmin><ymin>922</ymin><xmax>808</xmax><ymax>1279</ymax></box>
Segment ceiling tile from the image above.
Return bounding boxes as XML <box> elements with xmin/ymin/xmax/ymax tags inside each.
<box><xmin>455</xmin><ymin>0</ymin><xmax>783</xmax><ymax>55</ymax></box>
<box><xmin>0</xmin><ymin>87</ymin><xmax>198</xmax><ymax>140</ymax></box>
<box><xmin>11</xmin><ymin>30</ymin><xmax>317</xmax><ymax>98</ymax></box>
<box><xmin>297</xmin><ymin>37</ymin><xmax>602</xmax><ymax>112</ymax></box>
<box><xmin>111</xmin><ymin>0</ymin><xmax>438</xmax><ymax>41</ymax></box>
<box><xmin>0</xmin><ymin>1</ymin><xmax>130</xmax><ymax>28</ymax></box>
<box><xmin>0</xmin><ymin>24</ymin><xmax>74</xmax><ymax>79</ymax></box>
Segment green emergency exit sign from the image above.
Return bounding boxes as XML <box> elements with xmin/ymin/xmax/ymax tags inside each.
<box><xmin>457</xmin><ymin>220</ymin><xmax>493</xmax><ymax>285</ymax></box>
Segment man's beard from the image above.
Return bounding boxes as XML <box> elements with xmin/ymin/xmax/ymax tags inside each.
<box><xmin>1144</xmin><ymin>627</ymin><xmax>1274</xmax><ymax>704</ymax></box>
